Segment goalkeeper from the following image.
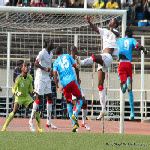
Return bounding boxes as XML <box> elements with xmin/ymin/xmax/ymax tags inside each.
<box><xmin>1</xmin><ymin>62</ymin><xmax>43</xmax><ymax>132</ymax></box>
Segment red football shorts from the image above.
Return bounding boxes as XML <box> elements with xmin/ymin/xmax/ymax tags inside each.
<box><xmin>63</xmin><ymin>80</ymin><xmax>81</xmax><ymax>101</ymax></box>
<box><xmin>118</xmin><ymin>62</ymin><xmax>132</xmax><ymax>83</ymax></box>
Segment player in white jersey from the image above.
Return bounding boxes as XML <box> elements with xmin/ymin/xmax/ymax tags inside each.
<box><xmin>80</xmin><ymin>16</ymin><xmax>120</xmax><ymax>119</ymax></box>
<box><xmin>70</xmin><ymin>46</ymin><xmax>90</xmax><ymax>131</ymax></box>
<box><xmin>29</xmin><ymin>38</ymin><xmax>57</xmax><ymax>131</ymax></box>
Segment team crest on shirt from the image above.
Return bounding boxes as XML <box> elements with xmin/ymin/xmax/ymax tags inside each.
<box><xmin>20</xmin><ymin>82</ymin><xmax>24</xmax><ymax>87</ymax></box>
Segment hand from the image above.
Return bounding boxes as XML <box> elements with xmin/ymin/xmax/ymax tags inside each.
<box><xmin>15</xmin><ymin>92</ymin><xmax>22</xmax><ymax>96</ymax></box>
<box><xmin>44</xmin><ymin>68</ymin><xmax>50</xmax><ymax>72</ymax></box>
<box><xmin>85</xmin><ymin>15</ymin><xmax>90</xmax><ymax>23</ymax></box>
<box><xmin>143</xmin><ymin>48</ymin><xmax>148</xmax><ymax>55</ymax></box>
<box><xmin>110</xmin><ymin>27</ymin><xmax>113</xmax><ymax>32</ymax></box>
<box><xmin>57</xmin><ymin>88</ymin><xmax>64</xmax><ymax>93</ymax></box>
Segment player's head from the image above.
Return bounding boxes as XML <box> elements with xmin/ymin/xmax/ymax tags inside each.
<box><xmin>125</xmin><ymin>27</ymin><xmax>133</xmax><ymax>38</ymax></box>
<box><xmin>109</xmin><ymin>18</ymin><xmax>119</xmax><ymax>28</ymax></box>
<box><xmin>21</xmin><ymin>62</ymin><xmax>28</xmax><ymax>74</ymax></box>
<box><xmin>70</xmin><ymin>45</ymin><xmax>77</xmax><ymax>56</ymax></box>
<box><xmin>18</xmin><ymin>60</ymin><xmax>24</xmax><ymax>69</ymax></box>
<box><xmin>44</xmin><ymin>38</ymin><xmax>54</xmax><ymax>50</ymax></box>
<box><xmin>56</xmin><ymin>46</ymin><xmax>63</xmax><ymax>55</ymax></box>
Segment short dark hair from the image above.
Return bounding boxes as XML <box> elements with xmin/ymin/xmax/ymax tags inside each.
<box><xmin>44</xmin><ymin>38</ymin><xmax>53</xmax><ymax>48</ymax></box>
<box><xmin>125</xmin><ymin>27</ymin><xmax>133</xmax><ymax>38</ymax></box>
<box><xmin>114</xmin><ymin>18</ymin><xmax>119</xmax><ymax>28</ymax></box>
<box><xmin>56</xmin><ymin>46</ymin><xmax>63</xmax><ymax>55</ymax></box>
<box><xmin>17</xmin><ymin>60</ymin><xmax>24</xmax><ymax>66</ymax></box>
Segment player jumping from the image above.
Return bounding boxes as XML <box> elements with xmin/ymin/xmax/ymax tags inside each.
<box><xmin>53</xmin><ymin>46</ymin><xmax>83</xmax><ymax>132</ymax></box>
<box><xmin>1</xmin><ymin>62</ymin><xmax>43</xmax><ymax>132</ymax></box>
<box><xmin>117</xmin><ymin>27</ymin><xmax>146</xmax><ymax>120</ymax></box>
<box><xmin>70</xmin><ymin>46</ymin><xmax>90</xmax><ymax>131</ymax></box>
<box><xmin>29</xmin><ymin>38</ymin><xmax>57</xmax><ymax>131</ymax></box>
<box><xmin>79</xmin><ymin>16</ymin><xmax>120</xmax><ymax>119</ymax></box>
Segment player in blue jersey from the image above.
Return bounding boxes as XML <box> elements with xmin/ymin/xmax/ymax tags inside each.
<box><xmin>53</xmin><ymin>46</ymin><xmax>83</xmax><ymax>132</ymax></box>
<box><xmin>117</xmin><ymin>27</ymin><xmax>146</xmax><ymax>120</ymax></box>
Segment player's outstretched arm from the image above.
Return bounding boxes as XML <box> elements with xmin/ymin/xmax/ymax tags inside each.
<box><xmin>85</xmin><ymin>15</ymin><xmax>99</xmax><ymax>34</ymax></box>
<box><xmin>137</xmin><ymin>44</ymin><xmax>147</xmax><ymax>55</ymax></box>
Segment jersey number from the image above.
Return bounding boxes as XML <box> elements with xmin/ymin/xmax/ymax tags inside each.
<box><xmin>58</xmin><ymin>56</ymin><xmax>69</xmax><ymax>71</ymax></box>
<box><xmin>124</xmin><ymin>39</ymin><xmax>129</xmax><ymax>50</ymax></box>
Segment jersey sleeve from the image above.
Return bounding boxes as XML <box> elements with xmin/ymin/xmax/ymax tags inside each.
<box><xmin>132</xmin><ymin>38</ymin><xmax>139</xmax><ymax>48</ymax></box>
<box><xmin>53</xmin><ymin>61</ymin><xmax>58</xmax><ymax>73</ymax></box>
<box><xmin>98</xmin><ymin>28</ymin><xmax>105</xmax><ymax>37</ymax></box>
<box><xmin>36</xmin><ymin>51</ymin><xmax>43</xmax><ymax>62</ymax></box>
<box><xmin>29</xmin><ymin>75</ymin><xmax>34</xmax><ymax>93</ymax></box>
<box><xmin>12</xmin><ymin>77</ymin><xmax>20</xmax><ymax>94</ymax></box>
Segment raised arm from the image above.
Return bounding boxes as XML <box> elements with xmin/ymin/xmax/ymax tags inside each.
<box><xmin>85</xmin><ymin>15</ymin><xmax>99</xmax><ymax>34</ymax></box>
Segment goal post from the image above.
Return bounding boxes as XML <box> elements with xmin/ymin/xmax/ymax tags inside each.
<box><xmin>0</xmin><ymin>6</ymin><xmax>127</xmax><ymax>132</ymax></box>
<box><xmin>0</xmin><ymin>6</ymin><xmax>127</xmax><ymax>36</ymax></box>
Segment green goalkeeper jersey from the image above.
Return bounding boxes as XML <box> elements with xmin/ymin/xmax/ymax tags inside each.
<box><xmin>12</xmin><ymin>73</ymin><xmax>33</xmax><ymax>97</ymax></box>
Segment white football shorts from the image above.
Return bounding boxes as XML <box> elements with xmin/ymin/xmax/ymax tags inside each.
<box><xmin>97</xmin><ymin>53</ymin><xmax>113</xmax><ymax>72</ymax></box>
<box><xmin>34</xmin><ymin>77</ymin><xmax>52</xmax><ymax>95</ymax></box>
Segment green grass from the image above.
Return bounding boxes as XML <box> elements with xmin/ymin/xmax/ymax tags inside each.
<box><xmin>0</xmin><ymin>132</ymin><xmax>149</xmax><ymax>150</ymax></box>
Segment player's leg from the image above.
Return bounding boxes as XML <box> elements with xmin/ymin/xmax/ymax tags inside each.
<box><xmin>97</xmin><ymin>69</ymin><xmax>106</xmax><ymax>119</ymax></box>
<box><xmin>67</xmin><ymin>102</ymin><xmax>75</xmax><ymax>127</ymax></box>
<box><xmin>46</xmin><ymin>93</ymin><xmax>57</xmax><ymax>129</ymax></box>
<box><xmin>127</xmin><ymin>63</ymin><xmax>134</xmax><ymax>120</ymax></box>
<box><xmin>81</xmin><ymin>97</ymin><xmax>90</xmax><ymax>131</ymax></box>
<box><xmin>80</xmin><ymin>54</ymin><xmax>103</xmax><ymax>66</ymax></box>
<box><xmin>2</xmin><ymin>103</ymin><xmax>19</xmax><ymax>131</ymax></box>
<box><xmin>45</xmin><ymin>78</ymin><xmax>57</xmax><ymax>129</ymax></box>
<box><xmin>63</xmin><ymin>82</ymin><xmax>78</xmax><ymax>132</ymax></box>
<box><xmin>29</xmin><ymin>94</ymin><xmax>41</xmax><ymax>131</ymax></box>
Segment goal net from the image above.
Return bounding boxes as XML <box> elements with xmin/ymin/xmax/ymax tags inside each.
<box><xmin>0</xmin><ymin>6</ymin><xmax>127</xmax><ymax>133</ymax></box>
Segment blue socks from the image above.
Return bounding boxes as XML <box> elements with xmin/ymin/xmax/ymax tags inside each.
<box><xmin>67</xmin><ymin>103</ymin><xmax>75</xmax><ymax>126</ymax></box>
<box><xmin>128</xmin><ymin>91</ymin><xmax>134</xmax><ymax>116</ymax></box>
<box><xmin>74</xmin><ymin>100</ymin><xmax>83</xmax><ymax>117</ymax></box>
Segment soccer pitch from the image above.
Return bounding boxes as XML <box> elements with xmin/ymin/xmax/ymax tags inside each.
<box><xmin>0</xmin><ymin>132</ymin><xmax>149</xmax><ymax>150</ymax></box>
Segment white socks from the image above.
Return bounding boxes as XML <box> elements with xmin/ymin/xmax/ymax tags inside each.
<box><xmin>82</xmin><ymin>109</ymin><xmax>87</xmax><ymax>124</ymax></box>
<box><xmin>80</xmin><ymin>57</ymin><xmax>93</xmax><ymax>66</ymax></box>
<box><xmin>47</xmin><ymin>103</ymin><xmax>52</xmax><ymax>124</ymax></box>
<box><xmin>99</xmin><ymin>89</ymin><xmax>106</xmax><ymax>112</ymax></box>
<box><xmin>30</xmin><ymin>101</ymin><xmax>39</xmax><ymax>121</ymax></box>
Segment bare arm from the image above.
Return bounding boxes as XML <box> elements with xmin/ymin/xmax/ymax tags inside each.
<box><xmin>34</xmin><ymin>61</ymin><xmax>50</xmax><ymax>72</ymax></box>
<box><xmin>110</xmin><ymin>27</ymin><xmax>120</xmax><ymax>38</ymax></box>
<box><xmin>137</xmin><ymin>44</ymin><xmax>147</xmax><ymax>54</ymax></box>
<box><xmin>85</xmin><ymin>15</ymin><xmax>99</xmax><ymax>34</ymax></box>
<box><xmin>74</xmin><ymin>65</ymin><xmax>79</xmax><ymax>84</ymax></box>
<box><xmin>53</xmin><ymin>72</ymin><xmax>63</xmax><ymax>93</ymax></box>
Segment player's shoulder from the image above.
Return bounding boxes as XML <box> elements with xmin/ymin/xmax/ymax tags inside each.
<box><xmin>15</xmin><ymin>74</ymin><xmax>22</xmax><ymax>82</ymax></box>
<box><xmin>27</xmin><ymin>73</ymin><xmax>33</xmax><ymax>79</ymax></box>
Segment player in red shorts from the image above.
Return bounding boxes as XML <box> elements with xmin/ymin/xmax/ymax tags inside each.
<box><xmin>53</xmin><ymin>46</ymin><xmax>83</xmax><ymax>132</ymax></box>
<box><xmin>70</xmin><ymin>46</ymin><xmax>90</xmax><ymax>131</ymax></box>
<box><xmin>117</xmin><ymin>27</ymin><xmax>146</xmax><ymax>120</ymax></box>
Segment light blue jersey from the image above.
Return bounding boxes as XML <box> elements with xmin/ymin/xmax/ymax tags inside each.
<box><xmin>117</xmin><ymin>36</ymin><xmax>138</xmax><ymax>62</ymax></box>
<box><xmin>53</xmin><ymin>54</ymin><xmax>76</xmax><ymax>87</ymax></box>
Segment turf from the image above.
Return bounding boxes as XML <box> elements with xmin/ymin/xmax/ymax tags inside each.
<box><xmin>0</xmin><ymin>132</ymin><xmax>149</xmax><ymax>150</ymax></box>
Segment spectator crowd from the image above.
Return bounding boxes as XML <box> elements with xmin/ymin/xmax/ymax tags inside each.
<box><xmin>0</xmin><ymin>0</ymin><xmax>149</xmax><ymax>25</ymax></box>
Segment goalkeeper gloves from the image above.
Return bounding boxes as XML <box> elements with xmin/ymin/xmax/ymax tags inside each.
<box><xmin>14</xmin><ymin>92</ymin><xmax>22</xmax><ymax>96</ymax></box>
